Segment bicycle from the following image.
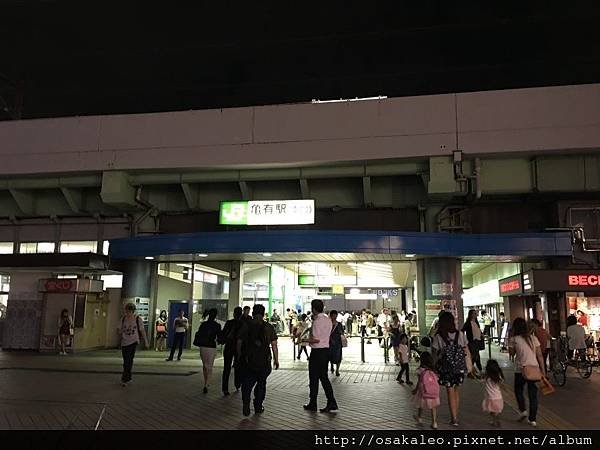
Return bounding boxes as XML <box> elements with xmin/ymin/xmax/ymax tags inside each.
<box><xmin>549</xmin><ymin>338</ymin><xmax>567</xmax><ymax>387</ymax></box>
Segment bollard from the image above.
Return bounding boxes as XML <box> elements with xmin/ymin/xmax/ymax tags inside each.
<box><xmin>293</xmin><ymin>338</ymin><xmax>296</xmax><ymax>360</ymax></box>
<box><xmin>361</xmin><ymin>336</ymin><xmax>365</xmax><ymax>363</ymax></box>
<box><xmin>383</xmin><ymin>337</ymin><xmax>389</xmax><ymax>363</ymax></box>
<box><xmin>488</xmin><ymin>335</ymin><xmax>492</xmax><ymax>360</ymax></box>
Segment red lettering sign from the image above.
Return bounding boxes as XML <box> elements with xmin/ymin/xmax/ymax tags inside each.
<box><xmin>44</xmin><ymin>279</ymin><xmax>74</xmax><ymax>292</ymax></box>
<box><xmin>568</xmin><ymin>274</ymin><xmax>600</xmax><ymax>287</ymax></box>
<box><xmin>500</xmin><ymin>280</ymin><xmax>520</xmax><ymax>293</ymax></box>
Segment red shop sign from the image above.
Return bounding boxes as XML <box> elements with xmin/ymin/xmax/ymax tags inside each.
<box><xmin>568</xmin><ymin>274</ymin><xmax>600</xmax><ymax>287</ymax></box>
<box><xmin>44</xmin><ymin>279</ymin><xmax>74</xmax><ymax>292</ymax></box>
<box><xmin>500</xmin><ymin>279</ymin><xmax>521</xmax><ymax>293</ymax></box>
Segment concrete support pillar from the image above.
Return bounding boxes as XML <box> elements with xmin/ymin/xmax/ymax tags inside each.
<box><xmin>121</xmin><ymin>259</ymin><xmax>154</xmax><ymax>333</ymax></box>
<box><xmin>416</xmin><ymin>258</ymin><xmax>463</xmax><ymax>334</ymax></box>
<box><xmin>228</xmin><ymin>261</ymin><xmax>244</xmax><ymax>310</ymax></box>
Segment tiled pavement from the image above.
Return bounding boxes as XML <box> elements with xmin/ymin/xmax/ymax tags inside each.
<box><xmin>0</xmin><ymin>338</ymin><xmax>598</xmax><ymax>430</ymax></box>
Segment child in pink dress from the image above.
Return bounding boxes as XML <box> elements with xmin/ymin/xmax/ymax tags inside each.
<box><xmin>482</xmin><ymin>359</ymin><xmax>504</xmax><ymax>426</ymax></box>
<box><xmin>412</xmin><ymin>351</ymin><xmax>440</xmax><ymax>429</ymax></box>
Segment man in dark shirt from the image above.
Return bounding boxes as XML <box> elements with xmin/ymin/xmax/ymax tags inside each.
<box><xmin>242</xmin><ymin>305</ymin><xmax>252</xmax><ymax>322</ymax></box>
<box><xmin>237</xmin><ymin>304</ymin><xmax>279</xmax><ymax>416</ymax></box>
<box><xmin>220</xmin><ymin>306</ymin><xmax>243</xmax><ymax>396</ymax></box>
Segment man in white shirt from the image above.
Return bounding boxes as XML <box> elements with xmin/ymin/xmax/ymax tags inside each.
<box><xmin>376</xmin><ymin>308</ymin><xmax>391</xmax><ymax>345</ymax></box>
<box><xmin>303</xmin><ymin>299</ymin><xmax>338</xmax><ymax>413</ymax></box>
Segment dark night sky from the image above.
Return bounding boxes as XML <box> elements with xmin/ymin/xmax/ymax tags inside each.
<box><xmin>2</xmin><ymin>1</ymin><xmax>600</xmax><ymax>120</ymax></box>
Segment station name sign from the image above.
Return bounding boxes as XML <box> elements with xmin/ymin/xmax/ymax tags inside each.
<box><xmin>220</xmin><ymin>200</ymin><xmax>315</xmax><ymax>226</ymax></box>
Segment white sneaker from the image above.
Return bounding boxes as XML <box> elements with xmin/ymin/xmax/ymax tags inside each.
<box><xmin>527</xmin><ymin>420</ymin><xmax>537</xmax><ymax>427</ymax></box>
<box><xmin>517</xmin><ymin>411</ymin><xmax>528</xmax><ymax>422</ymax></box>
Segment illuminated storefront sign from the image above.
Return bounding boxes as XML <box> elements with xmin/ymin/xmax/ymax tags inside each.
<box><xmin>568</xmin><ymin>274</ymin><xmax>600</xmax><ymax>286</ymax></box>
<box><xmin>498</xmin><ymin>274</ymin><xmax>524</xmax><ymax>296</ymax></box>
<box><xmin>220</xmin><ymin>200</ymin><xmax>315</xmax><ymax>225</ymax></box>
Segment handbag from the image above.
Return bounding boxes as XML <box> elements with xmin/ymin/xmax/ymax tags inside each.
<box><xmin>521</xmin><ymin>336</ymin><xmax>542</xmax><ymax>381</ymax></box>
<box><xmin>340</xmin><ymin>334</ymin><xmax>348</xmax><ymax>348</ymax></box>
<box><xmin>156</xmin><ymin>324</ymin><xmax>166</xmax><ymax>333</ymax></box>
<box><xmin>540</xmin><ymin>375</ymin><xmax>555</xmax><ymax>395</ymax></box>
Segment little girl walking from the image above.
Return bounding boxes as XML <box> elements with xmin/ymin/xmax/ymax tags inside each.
<box><xmin>482</xmin><ymin>359</ymin><xmax>504</xmax><ymax>426</ymax></box>
<box><xmin>412</xmin><ymin>351</ymin><xmax>440</xmax><ymax>429</ymax></box>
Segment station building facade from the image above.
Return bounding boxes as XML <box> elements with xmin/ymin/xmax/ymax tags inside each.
<box><xmin>0</xmin><ymin>83</ymin><xmax>599</xmax><ymax>351</ymax></box>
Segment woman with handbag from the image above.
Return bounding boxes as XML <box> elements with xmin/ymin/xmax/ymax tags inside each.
<box><xmin>508</xmin><ymin>317</ymin><xmax>545</xmax><ymax>427</ymax></box>
<box><xmin>155</xmin><ymin>310</ymin><xmax>168</xmax><ymax>352</ymax></box>
<box><xmin>462</xmin><ymin>309</ymin><xmax>484</xmax><ymax>377</ymax></box>
<box><xmin>329</xmin><ymin>310</ymin><xmax>344</xmax><ymax>377</ymax></box>
<box><xmin>57</xmin><ymin>308</ymin><xmax>74</xmax><ymax>355</ymax></box>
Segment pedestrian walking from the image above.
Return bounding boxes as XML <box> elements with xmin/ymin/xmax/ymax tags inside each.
<box><xmin>194</xmin><ymin>308</ymin><xmax>222</xmax><ymax>394</ymax></box>
<box><xmin>295</xmin><ymin>314</ymin><xmax>310</xmax><ymax>360</ymax></box>
<box><xmin>462</xmin><ymin>309</ymin><xmax>483</xmax><ymax>376</ymax></box>
<box><xmin>303</xmin><ymin>299</ymin><xmax>338</xmax><ymax>413</ymax></box>
<box><xmin>432</xmin><ymin>311</ymin><xmax>470</xmax><ymax>427</ymax></box>
<box><xmin>155</xmin><ymin>310</ymin><xmax>168</xmax><ymax>352</ymax></box>
<box><xmin>117</xmin><ymin>303</ymin><xmax>149</xmax><ymax>387</ymax></box>
<box><xmin>57</xmin><ymin>308</ymin><xmax>74</xmax><ymax>355</ymax></box>
<box><xmin>220</xmin><ymin>306</ymin><xmax>243</xmax><ymax>396</ymax></box>
<box><xmin>482</xmin><ymin>359</ymin><xmax>504</xmax><ymax>427</ymax></box>
<box><xmin>530</xmin><ymin>319</ymin><xmax>550</xmax><ymax>373</ymax></box>
<box><xmin>166</xmin><ymin>309</ymin><xmax>189</xmax><ymax>361</ymax></box>
<box><xmin>396</xmin><ymin>334</ymin><xmax>413</xmax><ymax>384</ymax></box>
<box><xmin>411</xmin><ymin>351</ymin><xmax>440</xmax><ymax>429</ymax></box>
<box><xmin>329</xmin><ymin>310</ymin><xmax>344</xmax><ymax>377</ymax></box>
<box><xmin>237</xmin><ymin>304</ymin><xmax>279</xmax><ymax>416</ymax></box>
<box><xmin>508</xmin><ymin>317</ymin><xmax>545</xmax><ymax>427</ymax></box>
<box><xmin>389</xmin><ymin>313</ymin><xmax>402</xmax><ymax>364</ymax></box>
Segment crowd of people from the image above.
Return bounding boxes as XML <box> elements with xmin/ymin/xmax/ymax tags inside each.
<box><xmin>110</xmin><ymin>301</ymin><xmax>593</xmax><ymax>426</ymax></box>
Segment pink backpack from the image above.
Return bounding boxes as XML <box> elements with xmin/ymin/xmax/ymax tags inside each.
<box><xmin>420</xmin><ymin>369</ymin><xmax>440</xmax><ymax>399</ymax></box>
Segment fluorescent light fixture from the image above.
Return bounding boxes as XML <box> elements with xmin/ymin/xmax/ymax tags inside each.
<box><xmin>405</xmin><ymin>254</ymin><xmax>416</xmax><ymax>258</ymax></box>
<box><xmin>350</xmin><ymin>288</ymin><xmax>360</xmax><ymax>295</ymax></box>
<box><xmin>262</xmin><ymin>253</ymin><xmax>272</xmax><ymax>257</ymax></box>
<box><xmin>311</xmin><ymin>96</ymin><xmax>387</xmax><ymax>104</ymax></box>
<box><xmin>197</xmin><ymin>253</ymin><xmax>208</xmax><ymax>257</ymax></box>
<box><xmin>144</xmin><ymin>256</ymin><xmax>154</xmax><ymax>260</ymax></box>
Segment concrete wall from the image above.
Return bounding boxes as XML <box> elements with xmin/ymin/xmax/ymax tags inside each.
<box><xmin>1</xmin><ymin>83</ymin><xmax>599</xmax><ymax>176</ymax></box>
<box><xmin>156</xmin><ymin>275</ymin><xmax>191</xmax><ymax>315</ymax></box>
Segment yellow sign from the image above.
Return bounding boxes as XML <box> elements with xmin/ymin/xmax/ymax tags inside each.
<box><xmin>332</xmin><ymin>285</ymin><xmax>344</xmax><ymax>294</ymax></box>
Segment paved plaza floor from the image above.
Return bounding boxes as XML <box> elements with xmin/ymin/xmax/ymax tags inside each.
<box><xmin>0</xmin><ymin>336</ymin><xmax>598</xmax><ymax>430</ymax></box>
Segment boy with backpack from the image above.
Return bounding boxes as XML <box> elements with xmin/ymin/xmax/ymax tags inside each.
<box><xmin>236</xmin><ymin>304</ymin><xmax>279</xmax><ymax>417</ymax></box>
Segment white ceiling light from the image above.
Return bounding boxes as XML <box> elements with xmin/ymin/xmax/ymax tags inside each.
<box><xmin>262</xmin><ymin>253</ymin><xmax>272</xmax><ymax>257</ymax></box>
<box><xmin>405</xmin><ymin>254</ymin><xmax>416</xmax><ymax>258</ymax></box>
<box><xmin>144</xmin><ymin>256</ymin><xmax>154</xmax><ymax>260</ymax></box>
<box><xmin>197</xmin><ymin>253</ymin><xmax>208</xmax><ymax>257</ymax></box>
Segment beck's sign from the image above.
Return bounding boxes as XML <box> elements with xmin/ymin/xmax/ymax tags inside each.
<box><xmin>220</xmin><ymin>200</ymin><xmax>315</xmax><ymax>225</ymax></box>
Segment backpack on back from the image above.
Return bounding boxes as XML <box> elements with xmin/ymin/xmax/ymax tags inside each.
<box><xmin>420</xmin><ymin>369</ymin><xmax>440</xmax><ymax>399</ymax></box>
<box><xmin>193</xmin><ymin>322</ymin><xmax>212</xmax><ymax>347</ymax></box>
<box><xmin>436</xmin><ymin>332</ymin><xmax>467</xmax><ymax>377</ymax></box>
<box><xmin>244</xmin><ymin>322</ymin><xmax>270</xmax><ymax>370</ymax></box>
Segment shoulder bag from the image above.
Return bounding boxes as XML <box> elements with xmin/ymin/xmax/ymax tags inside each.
<box><xmin>521</xmin><ymin>336</ymin><xmax>542</xmax><ymax>381</ymax></box>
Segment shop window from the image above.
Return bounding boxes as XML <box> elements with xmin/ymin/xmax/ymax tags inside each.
<box><xmin>0</xmin><ymin>242</ymin><xmax>13</xmax><ymax>254</ymax></box>
<box><xmin>74</xmin><ymin>294</ymin><xmax>86</xmax><ymax>328</ymax></box>
<box><xmin>59</xmin><ymin>241</ymin><xmax>97</xmax><ymax>253</ymax></box>
<box><xmin>0</xmin><ymin>274</ymin><xmax>9</xmax><ymax>293</ymax></box>
<box><xmin>19</xmin><ymin>242</ymin><xmax>56</xmax><ymax>254</ymax></box>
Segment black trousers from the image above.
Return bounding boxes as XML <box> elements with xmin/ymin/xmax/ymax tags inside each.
<box><xmin>396</xmin><ymin>362</ymin><xmax>410</xmax><ymax>382</ymax></box>
<box><xmin>241</xmin><ymin>366</ymin><xmax>272</xmax><ymax>409</ymax></box>
<box><xmin>468</xmin><ymin>340</ymin><xmax>483</xmax><ymax>371</ymax></box>
<box><xmin>514</xmin><ymin>372</ymin><xmax>538</xmax><ymax>422</ymax></box>
<box><xmin>377</xmin><ymin>325</ymin><xmax>384</xmax><ymax>343</ymax></box>
<box><xmin>308</xmin><ymin>348</ymin><xmax>336</xmax><ymax>406</ymax></box>
<box><xmin>297</xmin><ymin>345</ymin><xmax>309</xmax><ymax>359</ymax></box>
<box><xmin>168</xmin><ymin>332</ymin><xmax>185</xmax><ymax>360</ymax></box>
<box><xmin>222</xmin><ymin>344</ymin><xmax>240</xmax><ymax>392</ymax></box>
<box><xmin>121</xmin><ymin>343</ymin><xmax>137</xmax><ymax>382</ymax></box>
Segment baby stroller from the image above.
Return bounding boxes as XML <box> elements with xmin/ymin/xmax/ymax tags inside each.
<box><xmin>409</xmin><ymin>336</ymin><xmax>431</xmax><ymax>363</ymax></box>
